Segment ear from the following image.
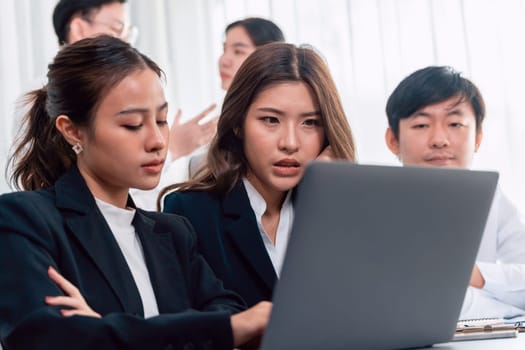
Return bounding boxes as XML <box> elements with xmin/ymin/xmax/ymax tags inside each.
<box><xmin>385</xmin><ymin>127</ymin><xmax>400</xmax><ymax>155</ymax></box>
<box><xmin>474</xmin><ymin>128</ymin><xmax>483</xmax><ymax>152</ymax></box>
<box><xmin>55</xmin><ymin>115</ymin><xmax>85</xmax><ymax>147</ymax></box>
<box><xmin>67</xmin><ymin>17</ymin><xmax>87</xmax><ymax>44</ymax></box>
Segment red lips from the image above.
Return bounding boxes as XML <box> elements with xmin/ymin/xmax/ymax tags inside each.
<box><xmin>142</xmin><ymin>160</ymin><xmax>165</xmax><ymax>174</ymax></box>
<box><xmin>273</xmin><ymin>159</ymin><xmax>301</xmax><ymax>176</ymax></box>
<box><xmin>275</xmin><ymin>158</ymin><xmax>299</xmax><ymax>166</ymax></box>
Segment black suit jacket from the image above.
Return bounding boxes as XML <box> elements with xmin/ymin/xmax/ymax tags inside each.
<box><xmin>163</xmin><ymin>182</ymin><xmax>277</xmax><ymax>308</ymax></box>
<box><xmin>0</xmin><ymin>166</ymin><xmax>245</xmax><ymax>350</ymax></box>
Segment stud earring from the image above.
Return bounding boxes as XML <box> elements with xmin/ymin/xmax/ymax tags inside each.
<box><xmin>72</xmin><ymin>142</ymin><xmax>83</xmax><ymax>155</ymax></box>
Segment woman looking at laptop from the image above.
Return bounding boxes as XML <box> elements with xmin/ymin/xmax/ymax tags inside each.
<box><xmin>161</xmin><ymin>42</ymin><xmax>356</xmax><ymax>307</ymax></box>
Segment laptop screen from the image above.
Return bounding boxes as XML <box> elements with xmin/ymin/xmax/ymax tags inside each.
<box><xmin>261</xmin><ymin>162</ymin><xmax>498</xmax><ymax>350</ymax></box>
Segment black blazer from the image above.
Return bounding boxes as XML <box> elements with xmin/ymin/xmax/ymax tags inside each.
<box><xmin>163</xmin><ymin>182</ymin><xmax>277</xmax><ymax>308</ymax></box>
<box><xmin>0</xmin><ymin>166</ymin><xmax>245</xmax><ymax>350</ymax></box>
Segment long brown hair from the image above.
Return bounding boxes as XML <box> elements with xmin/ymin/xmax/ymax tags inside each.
<box><xmin>8</xmin><ymin>35</ymin><xmax>162</xmax><ymax>191</ymax></box>
<box><xmin>159</xmin><ymin>42</ymin><xmax>356</xmax><ymax>206</ymax></box>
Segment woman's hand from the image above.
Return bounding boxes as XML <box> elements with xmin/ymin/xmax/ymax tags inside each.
<box><xmin>231</xmin><ymin>301</ymin><xmax>272</xmax><ymax>349</ymax></box>
<box><xmin>45</xmin><ymin>266</ymin><xmax>101</xmax><ymax>318</ymax></box>
<box><xmin>169</xmin><ymin>104</ymin><xmax>218</xmax><ymax>160</ymax></box>
<box><xmin>316</xmin><ymin>145</ymin><xmax>334</xmax><ymax>161</ymax></box>
<box><xmin>469</xmin><ymin>264</ymin><xmax>486</xmax><ymax>289</ymax></box>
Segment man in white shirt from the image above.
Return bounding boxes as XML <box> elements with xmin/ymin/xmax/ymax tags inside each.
<box><xmin>384</xmin><ymin>65</ymin><xmax>525</xmax><ymax>319</ymax></box>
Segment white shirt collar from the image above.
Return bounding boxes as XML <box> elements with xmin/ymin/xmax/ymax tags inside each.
<box><xmin>94</xmin><ymin>197</ymin><xmax>159</xmax><ymax>318</ymax></box>
<box><xmin>242</xmin><ymin>178</ymin><xmax>294</xmax><ymax>277</ymax></box>
<box><xmin>94</xmin><ymin>197</ymin><xmax>136</xmax><ymax>227</ymax></box>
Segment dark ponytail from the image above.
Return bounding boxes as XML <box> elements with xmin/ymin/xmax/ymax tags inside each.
<box><xmin>9</xmin><ymin>88</ymin><xmax>75</xmax><ymax>190</ymax></box>
<box><xmin>8</xmin><ymin>35</ymin><xmax>163</xmax><ymax>191</ymax></box>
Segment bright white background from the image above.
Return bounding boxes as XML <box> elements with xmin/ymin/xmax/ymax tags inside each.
<box><xmin>1</xmin><ymin>0</ymin><xmax>524</xmax><ymax>213</ymax></box>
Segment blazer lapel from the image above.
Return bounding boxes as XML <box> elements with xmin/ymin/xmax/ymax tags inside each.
<box><xmin>222</xmin><ymin>182</ymin><xmax>277</xmax><ymax>291</ymax></box>
<box><xmin>133</xmin><ymin>211</ymin><xmax>188</xmax><ymax>313</ymax></box>
<box><xmin>56</xmin><ymin>167</ymin><xmax>144</xmax><ymax>316</ymax></box>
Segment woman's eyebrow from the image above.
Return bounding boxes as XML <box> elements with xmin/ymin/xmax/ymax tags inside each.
<box><xmin>116</xmin><ymin>102</ymin><xmax>168</xmax><ymax>116</ymax></box>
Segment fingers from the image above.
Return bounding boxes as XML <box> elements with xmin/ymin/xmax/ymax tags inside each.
<box><xmin>60</xmin><ymin>309</ymin><xmax>89</xmax><ymax>317</ymax></box>
<box><xmin>199</xmin><ymin>127</ymin><xmax>217</xmax><ymax>146</ymax></box>
<box><xmin>201</xmin><ymin>117</ymin><xmax>218</xmax><ymax>135</ymax></box>
<box><xmin>192</xmin><ymin>116</ymin><xmax>218</xmax><ymax>147</ymax></box>
<box><xmin>316</xmin><ymin>145</ymin><xmax>334</xmax><ymax>161</ymax></box>
<box><xmin>46</xmin><ymin>266</ymin><xmax>102</xmax><ymax>319</ymax></box>
<box><xmin>190</xmin><ymin>103</ymin><xmax>217</xmax><ymax>123</ymax></box>
<box><xmin>45</xmin><ymin>295</ymin><xmax>82</xmax><ymax>308</ymax></box>
<box><xmin>203</xmin><ymin>115</ymin><xmax>219</xmax><ymax>128</ymax></box>
<box><xmin>60</xmin><ymin>308</ymin><xmax>101</xmax><ymax>318</ymax></box>
<box><xmin>171</xmin><ymin>109</ymin><xmax>183</xmax><ymax>126</ymax></box>
<box><xmin>48</xmin><ymin>266</ymin><xmax>81</xmax><ymax>298</ymax></box>
<box><xmin>45</xmin><ymin>296</ymin><xmax>101</xmax><ymax>318</ymax></box>
<box><xmin>199</xmin><ymin>103</ymin><xmax>218</xmax><ymax>118</ymax></box>
<box><xmin>231</xmin><ymin>301</ymin><xmax>273</xmax><ymax>347</ymax></box>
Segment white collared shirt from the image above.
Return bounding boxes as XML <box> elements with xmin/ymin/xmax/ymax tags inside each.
<box><xmin>460</xmin><ymin>187</ymin><xmax>525</xmax><ymax>319</ymax></box>
<box><xmin>95</xmin><ymin>198</ymin><xmax>159</xmax><ymax>318</ymax></box>
<box><xmin>243</xmin><ymin>178</ymin><xmax>294</xmax><ymax>277</ymax></box>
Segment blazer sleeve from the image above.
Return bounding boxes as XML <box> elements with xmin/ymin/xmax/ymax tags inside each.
<box><xmin>0</xmin><ymin>194</ymin><xmax>234</xmax><ymax>350</ymax></box>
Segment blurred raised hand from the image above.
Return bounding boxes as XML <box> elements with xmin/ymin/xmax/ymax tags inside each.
<box><xmin>169</xmin><ymin>104</ymin><xmax>218</xmax><ymax>160</ymax></box>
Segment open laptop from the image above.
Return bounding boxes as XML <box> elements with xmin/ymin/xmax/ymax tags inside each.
<box><xmin>261</xmin><ymin>162</ymin><xmax>498</xmax><ymax>350</ymax></box>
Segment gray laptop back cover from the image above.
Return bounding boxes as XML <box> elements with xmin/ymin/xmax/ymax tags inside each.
<box><xmin>261</xmin><ymin>162</ymin><xmax>498</xmax><ymax>350</ymax></box>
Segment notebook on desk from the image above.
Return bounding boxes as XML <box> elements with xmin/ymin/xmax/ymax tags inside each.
<box><xmin>260</xmin><ymin>162</ymin><xmax>499</xmax><ymax>350</ymax></box>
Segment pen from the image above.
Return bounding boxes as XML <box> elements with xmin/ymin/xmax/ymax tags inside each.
<box><xmin>511</xmin><ymin>321</ymin><xmax>525</xmax><ymax>332</ymax></box>
<box><xmin>452</xmin><ymin>327</ymin><xmax>519</xmax><ymax>342</ymax></box>
<box><xmin>456</xmin><ymin>325</ymin><xmax>517</xmax><ymax>333</ymax></box>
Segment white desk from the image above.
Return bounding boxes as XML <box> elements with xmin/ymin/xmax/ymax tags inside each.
<box><xmin>414</xmin><ymin>333</ymin><xmax>525</xmax><ymax>349</ymax></box>
<box><xmin>1</xmin><ymin>337</ymin><xmax>522</xmax><ymax>350</ymax></box>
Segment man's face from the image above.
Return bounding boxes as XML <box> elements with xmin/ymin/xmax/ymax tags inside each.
<box><xmin>69</xmin><ymin>2</ymin><xmax>132</xmax><ymax>44</ymax></box>
<box><xmin>385</xmin><ymin>96</ymin><xmax>483</xmax><ymax>169</ymax></box>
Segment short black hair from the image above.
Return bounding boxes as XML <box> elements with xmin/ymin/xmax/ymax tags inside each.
<box><xmin>386</xmin><ymin>66</ymin><xmax>485</xmax><ymax>138</ymax></box>
<box><xmin>225</xmin><ymin>17</ymin><xmax>284</xmax><ymax>46</ymax></box>
<box><xmin>52</xmin><ymin>0</ymin><xmax>126</xmax><ymax>45</ymax></box>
